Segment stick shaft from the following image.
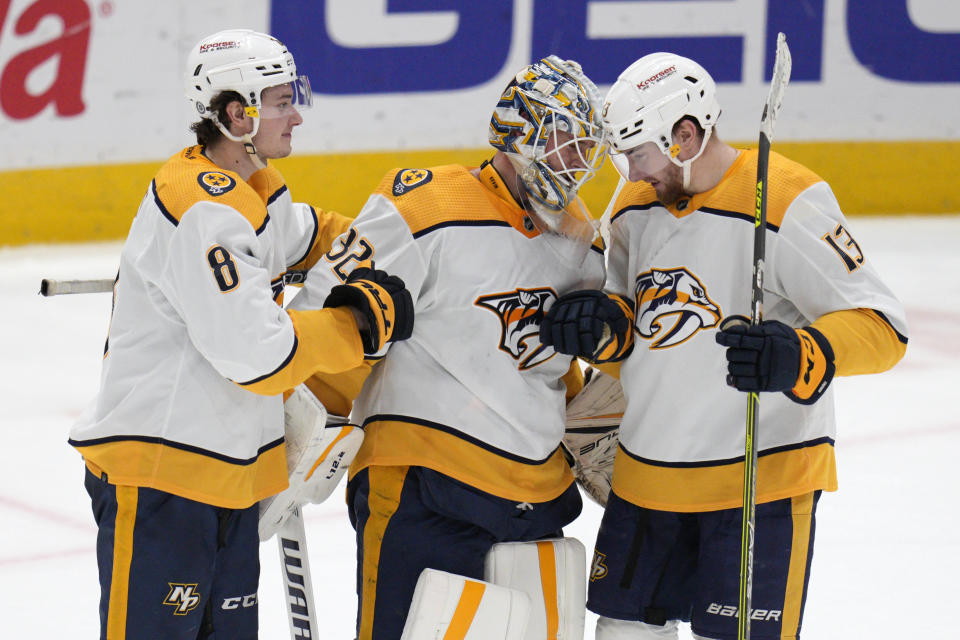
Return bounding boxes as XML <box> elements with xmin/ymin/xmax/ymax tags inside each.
<box><xmin>738</xmin><ymin>33</ymin><xmax>791</xmax><ymax>640</ymax></box>
<box><xmin>277</xmin><ymin>508</ymin><xmax>320</xmax><ymax>639</ymax></box>
<box><xmin>39</xmin><ymin>278</ymin><xmax>114</xmax><ymax>296</ymax></box>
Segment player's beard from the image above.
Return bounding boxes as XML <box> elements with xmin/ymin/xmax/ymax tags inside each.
<box><xmin>651</xmin><ymin>162</ymin><xmax>688</xmax><ymax>206</ymax></box>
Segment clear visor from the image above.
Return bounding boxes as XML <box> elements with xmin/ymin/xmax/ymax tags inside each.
<box><xmin>255</xmin><ymin>75</ymin><xmax>312</xmax><ymax>119</ymax></box>
<box><xmin>610</xmin><ymin>140</ymin><xmax>673</xmax><ymax>181</ymax></box>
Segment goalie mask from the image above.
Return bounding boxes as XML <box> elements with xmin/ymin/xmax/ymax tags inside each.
<box><xmin>489</xmin><ymin>55</ymin><xmax>607</xmax><ymax>255</ymax></box>
<box><xmin>603</xmin><ymin>53</ymin><xmax>721</xmax><ymax>191</ymax></box>
<box><xmin>184</xmin><ymin>29</ymin><xmax>312</xmax><ymax>162</ymax></box>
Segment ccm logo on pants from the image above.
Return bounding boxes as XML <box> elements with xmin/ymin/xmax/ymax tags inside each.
<box><xmin>222</xmin><ymin>594</ymin><xmax>258</xmax><ymax>609</ymax></box>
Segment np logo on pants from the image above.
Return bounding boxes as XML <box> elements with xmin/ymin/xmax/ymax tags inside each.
<box><xmin>163</xmin><ymin>583</ymin><xmax>201</xmax><ymax>615</ymax></box>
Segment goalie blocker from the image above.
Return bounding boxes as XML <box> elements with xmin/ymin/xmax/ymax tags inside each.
<box><xmin>258</xmin><ymin>384</ymin><xmax>363</xmax><ymax>541</ymax></box>
<box><xmin>401</xmin><ymin>538</ymin><xmax>586</xmax><ymax>640</ymax></box>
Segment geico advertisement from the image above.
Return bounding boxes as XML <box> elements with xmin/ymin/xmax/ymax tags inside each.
<box><xmin>1</xmin><ymin>0</ymin><xmax>958</xmax><ymax>170</ymax></box>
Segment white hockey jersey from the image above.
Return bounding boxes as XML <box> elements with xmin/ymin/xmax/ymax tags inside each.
<box><xmin>292</xmin><ymin>162</ymin><xmax>605</xmax><ymax>502</ymax></box>
<box><xmin>69</xmin><ymin>146</ymin><xmax>363</xmax><ymax>508</ymax></box>
<box><xmin>605</xmin><ymin>149</ymin><xmax>908</xmax><ymax>512</ymax></box>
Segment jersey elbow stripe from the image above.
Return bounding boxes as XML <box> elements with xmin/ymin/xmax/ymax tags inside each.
<box><xmin>871</xmin><ymin>309</ymin><xmax>908</xmax><ymax>344</ymax></box>
<box><xmin>236</xmin><ymin>334</ymin><xmax>299</xmax><ymax>386</ymax></box>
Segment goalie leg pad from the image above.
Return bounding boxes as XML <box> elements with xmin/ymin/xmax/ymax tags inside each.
<box><xmin>484</xmin><ymin>538</ymin><xmax>586</xmax><ymax>640</ymax></box>
<box><xmin>400</xmin><ymin>568</ymin><xmax>531</xmax><ymax>640</ymax></box>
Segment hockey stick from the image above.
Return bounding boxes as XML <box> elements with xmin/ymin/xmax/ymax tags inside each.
<box><xmin>737</xmin><ymin>32</ymin><xmax>791</xmax><ymax>640</ymax></box>
<box><xmin>39</xmin><ymin>278</ymin><xmax>114</xmax><ymax>296</ymax></box>
<box><xmin>277</xmin><ymin>507</ymin><xmax>320</xmax><ymax>639</ymax></box>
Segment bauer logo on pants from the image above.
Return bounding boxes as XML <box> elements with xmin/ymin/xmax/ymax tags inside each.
<box><xmin>163</xmin><ymin>583</ymin><xmax>201</xmax><ymax>615</ymax></box>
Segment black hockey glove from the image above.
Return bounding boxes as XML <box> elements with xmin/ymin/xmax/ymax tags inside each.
<box><xmin>715</xmin><ymin>315</ymin><xmax>836</xmax><ymax>404</ymax></box>
<box><xmin>324</xmin><ymin>267</ymin><xmax>414</xmax><ymax>354</ymax></box>
<box><xmin>540</xmin><ymin>290</ymin><xmax>630</xmax><ymax>361</ymax></box>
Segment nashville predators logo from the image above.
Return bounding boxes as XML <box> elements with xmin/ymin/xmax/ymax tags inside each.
<box><xmin>197</xmin><ymin>171</ymin><xmax>236</xmax><ymax>196</ymax></box>
<box><xmin>162</xmin><ymin>583</ymin><xmax>202</xmax><ymax>615</ymax></box>
<box><xmin>475</xmin><ymin>287</ymin><xmax>555</xmax><ymax>370</ymax></box>
<box><xmin>590</xmin><ymin>550</ymin><xmax>608</xmax><ymax>582</ymax></box>
<box><xmin>634</xmin><ymin>267</ymin><xmax>721</xmax><ymax>349</ymax></box>
<box><xmin>392</xmin><ymin>168</ymin><xmax>433</xmax><ymax>196</ymax></box>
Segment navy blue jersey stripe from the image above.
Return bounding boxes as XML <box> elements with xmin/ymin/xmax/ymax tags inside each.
<box><xmin>254</xmin><ymin>213</ymin><xmax>270</xmax><ymax>236</ymax></box>
<box><xmin>362</xmin><ymin>413</ymin><xmax>558</xmax><ymax>465</ymax></box>
<box><xmin>620</xmin><ymin>436</ymin><xmax>835</xmax><ymax>469</ymax></box>
<box><xmin>266</xmin><ymin>184</ymin><xmax>288</xmax><ymax>206</ymax></box>
<box><xmin>699</xmin><ymin>205</ymin><xmax>781</xmax><ymax>232</ymax></box>
<box><xmin>611</xmin><ymin>202</ymin><xmax>660</xmax><ymax>223</ymax></box>
<box><xmin>289</xmin><ymin>205</ymin><xmax>319</xmax><ymax>268</ymax></box>
<box><xmin>412</xmin><ymin>219</ymin><xmax>513</xmax><ymax>238</ymax></box>
<box><xmin>236</xmin><ymin>333</ymin><xmax>298</xmax><ymax>386</ymax></box>
<box><xmin>871</xmin><ymin>308</ymin><xmax>908</xmax><ymax>344</ymax></box>
<box><xmin>68</xmin><ymin>435</ymin><xmax>284</xmax><ymax>466</ymax></box>
<box><xmin>152</xmin><ymin>180</ymin><xmax>179</xmax><ymax>227</ymax></box>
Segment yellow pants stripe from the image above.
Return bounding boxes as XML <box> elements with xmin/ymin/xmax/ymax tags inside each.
<box><xmin>781</xmin><ymin>492</ymin><xmax>815</xmax><ymax>639</ymax></box>
<box><xmin>359</xmin><ymin>466</ymin><xmax>409</xmax><ymax>640</ymax></box>
<box><xmin>537</xmin><ymin>541</ymin><xmax>560</xmax><ymax>640</ymax></box>
<box><xmin>443</xmin><ymin>581</ymin><xmax>486</xmax><ymax>640</ymax></box>
<box><xmin>106</xmin><ymin>485</ymin><xmax>138</xmax><ymax>640</ymax></box>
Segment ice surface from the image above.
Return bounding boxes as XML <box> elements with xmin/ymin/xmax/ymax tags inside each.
<box><xmin>1</xmin><ymin>216</ymin><xmax>957</xmax><ymax>639</ymax></box>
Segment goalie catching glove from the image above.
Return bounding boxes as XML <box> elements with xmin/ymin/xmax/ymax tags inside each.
<box><xmin>324</xmin><ymin>266</ymin><xmax>414</xmax><ymax>354</ymax></box>
<box><xmin>562</xmin><ymin>366</ymin><xmax>624</xmax><ymax>507</ymax></box>
<box><xmin>258</xmin><ymin>384</ymin><xmax>364</xmax><ymax>541</ymax></box>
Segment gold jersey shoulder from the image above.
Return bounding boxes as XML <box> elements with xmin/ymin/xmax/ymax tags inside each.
<box><xmin>153</xmin><ymin>146</ymin><xmax>272</xmax><ymax>230</ymax></box>
<box><xmin>374</xmin><ymin>165</ymin><xmax>518</xmax><ymax>236</ymax></box>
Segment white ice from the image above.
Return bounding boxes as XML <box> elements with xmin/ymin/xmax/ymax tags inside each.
<box><xmin>1</xmin><ymin>216</ymin><xmax>957</xmax><ymax>639</ymax></box>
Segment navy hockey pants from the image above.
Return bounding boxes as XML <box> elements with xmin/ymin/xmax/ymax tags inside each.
<box><xmin>84</xmin><ymin>467</ymin><xmax>260</xmax><ymax>639</ymax></box>
<box><xmin>587</xmin><ymin>489</ymin><xmax>821</xmax><ymax>640</ymax></box>
<box><xmin>347</xmin><ymin>465</ymin><xmax>583</xmax><ymax>640</ymax></box>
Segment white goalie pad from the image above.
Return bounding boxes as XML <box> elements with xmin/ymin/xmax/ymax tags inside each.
<box><xmin>401</xmin><ymin>568</ymin><xmax>531</xmax><ymax>640</ymax></box>
<box><xmin>563</xmin><ymin>367</ymin><xmax>624</xmax><ymax>507</ymax></box>
<box><xmin>258</xmin><ymin>384</ymin><xmax>364</xmax><ymax>541</ymax></box>
<box><xmin>484</xmin><ymin>538</ymin><xmax>586</xmax><ymax>640</ymax></box>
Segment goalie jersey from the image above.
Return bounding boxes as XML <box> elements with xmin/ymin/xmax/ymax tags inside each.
<box><xmin>69</xmin><ymin>146</ymin><xmax>363</xmax><ymax>508</ymax></box>
<box><xmin>292</xmin><ymin>162</ymin><xmax>605</xmax><ymax>502</ymax></box>
<box><xmin>605</xmin><ymin>149</ymin><xmax>908</xmax><ymax>512</ymax></box>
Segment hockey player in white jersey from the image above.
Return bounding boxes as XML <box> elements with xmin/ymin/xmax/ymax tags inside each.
<box><xmin>68</xmin><ymin>29</ymin><xmax>413</xmax><ymax>639</ymax></box>
<box><xmin>540</xmin><ymin>53</ymin><xmax>908</xmax><ymax>639</ymax></box>
<box><xmin>291</xmin><ymin>55</ymin><xmax>608</xmax><ymax>640</ymax></box>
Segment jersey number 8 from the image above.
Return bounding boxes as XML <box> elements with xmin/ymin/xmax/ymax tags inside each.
<box><xmin>207</xmin><ymin>245</ymin><xmax>240</xmax><ymax>292</ymax></box>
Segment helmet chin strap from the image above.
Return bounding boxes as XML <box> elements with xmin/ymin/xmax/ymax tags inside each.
<box><xmin>211</xmin><ymin>112</ymin><xmax>267</xmax><ymax>171</ymax></box>
<box><xmin>673</xmin><ymin>127</ymin><xmax>713</xmax><ymax>192</ymax></box>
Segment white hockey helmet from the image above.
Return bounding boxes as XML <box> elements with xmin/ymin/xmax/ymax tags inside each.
<box><xmin>184</xmin><ymin>29</ymin><xmax>312</xmax><ymax>150</ymax></box>
<box><xmin>603</xmin><ymin>53</ymin><xmax>720</xmax><ymax>186</ymax></box>
<box><xmin>489</xmin><ymin>55</ymin><xmax>607</xmax><ymax>212</ymax></box>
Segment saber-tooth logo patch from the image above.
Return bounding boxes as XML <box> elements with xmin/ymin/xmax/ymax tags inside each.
<box><xmin>634</xmin><ymin>267</ymin><xmax>721</xmax><ymax>348</ymax></box>
<box><xmin>475</xmin><ymin>287</ymin><xmax>555</xmax><ymax>370</ymax></box>
<box><xmin>163</xmin><ymin>583</ymin><xmax>202</xmax><ymax>615</ymax></box>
